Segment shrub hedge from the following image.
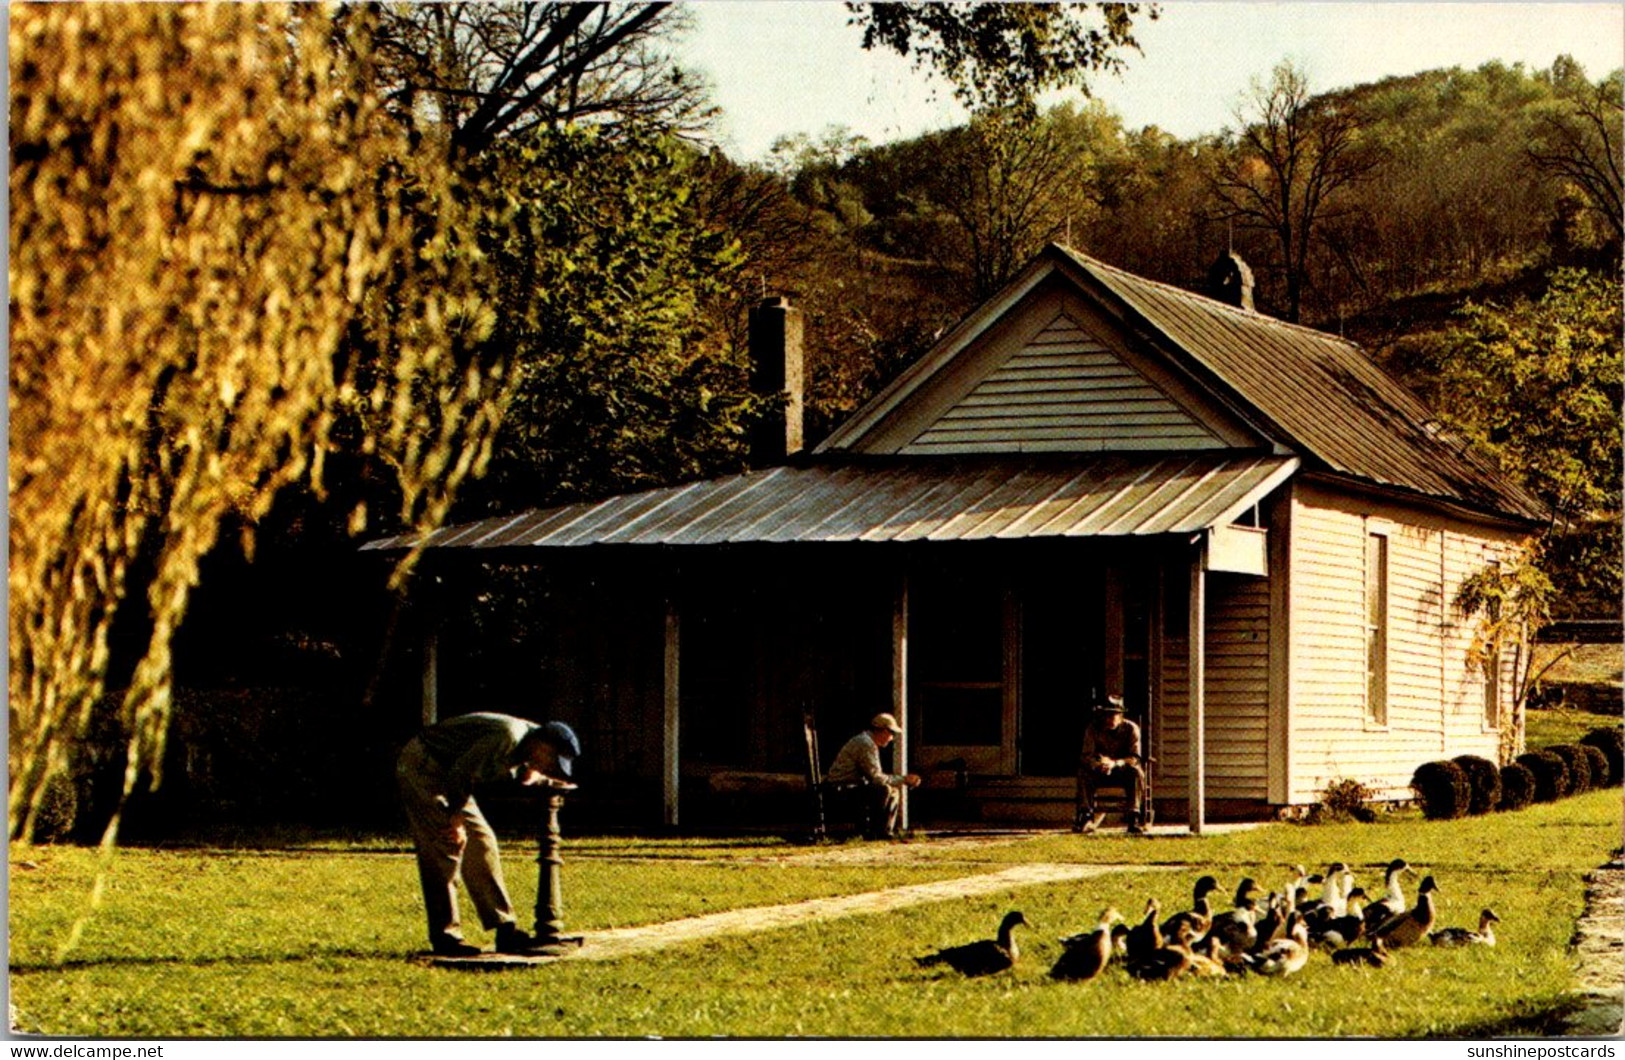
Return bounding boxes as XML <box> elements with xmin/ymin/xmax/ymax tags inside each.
<box><xmin>1515</xmin><ymin>750</ymin><xmax>1572</xmax><ymax>802</ymax></box>
<box><xmin>1549</xmin><ymin>744</ymin><xmax>1593</xmax><ymax>793</ymax></box>
<box><xmin>1498</xmin><ymin>762</ymin><xmax>1536</xmax><ymax>811</ymax></box>
<box><xmin>1411</xmin><ymin>759</ymin><xmax>1471</xmax><ymax>819</ymax></box>
<box><xmin>1451</xmin><ymin>754</ymin><xmax>1502</xmax><ymax>815</ymax></box>
<box><xmin>1578</xmin><ymin>744</ymin><xmax>1611</xmax><ymax>790</ymax></box>
<box><xmin>1580</xmin><ymin>727</ymin><xmax>1623</xmax><ymax>786</ymax></box>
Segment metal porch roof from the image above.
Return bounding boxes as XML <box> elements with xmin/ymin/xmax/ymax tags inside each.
<box><xmin>362</xmin><ymin>453</ymin><xmax>1299</xmax><ymax>552</ymax></box>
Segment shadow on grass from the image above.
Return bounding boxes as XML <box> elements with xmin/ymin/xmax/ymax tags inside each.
<box><xmin>1441</xmin><ymin>996</ymin><xmax>1587</xmax><ymax>1038</ymax></box>
<box><xmin>9</xmin><ymin>945</ymin><xmax>423</xmax><ymax>975</ymax></box>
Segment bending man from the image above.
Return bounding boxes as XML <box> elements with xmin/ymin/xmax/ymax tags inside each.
<box><xmin>397</xmin><ymin>712</ymin><xmax>581</xmax><ymax>956</ymax></box>
<box><xmin>825</xmin><ymin>712</ymin><xmax>920</xmax><ymax>839</ymax></box>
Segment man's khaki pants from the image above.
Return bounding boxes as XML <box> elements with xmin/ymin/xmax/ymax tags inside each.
<box><xmin>396</xmin><ymin>738</ymin><xmax>519</xmax><ymax>948</ymax></box>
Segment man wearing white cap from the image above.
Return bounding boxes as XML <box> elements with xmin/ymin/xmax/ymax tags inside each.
<box><xmin>825</xmin><ymin>712</ymin><xmax>921</xmax><ymax>839</ymax></box>
<box><xmin>397</xmin><ymin>713</ymin><xmax>581</xmax><ymax>955</ymax></box>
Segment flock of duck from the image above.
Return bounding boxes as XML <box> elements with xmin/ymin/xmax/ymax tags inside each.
<box><xmin>915</xmin><ymin>859</ymin><xmax>1501</xmax><ymax>981</ymax></box>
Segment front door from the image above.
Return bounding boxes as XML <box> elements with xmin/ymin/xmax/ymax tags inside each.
<box><xmin>910</xmin><ymin>566</ymin><xmax>1016</xmax><ymax>774</ymax></box>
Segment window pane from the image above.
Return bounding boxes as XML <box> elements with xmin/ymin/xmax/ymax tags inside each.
<box><xmin>1365</xmin><ymin>533</ymin><xmax>1387</xmax><ymax>724</ymax></box>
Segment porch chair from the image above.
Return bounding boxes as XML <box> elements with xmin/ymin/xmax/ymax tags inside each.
<box><xmin>801</xmin><ymin>708</ymin><xmax>827</xmax><ymax>841</ymax></box>
<box><xmin>1073</xmin><ymin>754</ymin><xmax>1156</xmax><ymax>832</ymax></box>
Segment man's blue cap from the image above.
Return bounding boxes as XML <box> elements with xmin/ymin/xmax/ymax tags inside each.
<box><xmin>539</xmin><ymin>721</ymin><xmax>581</xmax><ymax>777</ymax></box>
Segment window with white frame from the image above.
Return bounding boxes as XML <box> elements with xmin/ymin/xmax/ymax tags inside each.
<box><xmin>1365</xmin><ymin>530</ymin><xmax>1389</xmax><ymax>725</ymax></box>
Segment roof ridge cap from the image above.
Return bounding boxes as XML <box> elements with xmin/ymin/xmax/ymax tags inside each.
<box><xmin>1054</xmin><ymin>243</ymin><xmax>1364</xmax><ymax>350</ymax></box>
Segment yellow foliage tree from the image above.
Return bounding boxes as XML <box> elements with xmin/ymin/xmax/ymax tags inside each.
<box><xmin>9</xmin><ymin>4</ymin><xmax>509</xmax><ymax>843</ymax></box>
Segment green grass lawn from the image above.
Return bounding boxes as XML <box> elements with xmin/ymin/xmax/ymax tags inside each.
<box><xmin>1526</xmin><ymin>704</ymin><xmax>1619</xmax><ymax>750</ymax></box>
<box><xmin>10</xmin><ymin>789</ymin><xmax>1621</xmax><ymax>1038</ymax></box>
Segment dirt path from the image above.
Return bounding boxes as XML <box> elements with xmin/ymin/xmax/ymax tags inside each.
<box><xmin>440</xmin><ymin>861</ymin><xmax>1172</xmax><ymax>968</ymax></box>
<box><xmin>1564</xmin><ymin>854</ymin><xmax>1624</xmax><ymax>1036</ymax></box>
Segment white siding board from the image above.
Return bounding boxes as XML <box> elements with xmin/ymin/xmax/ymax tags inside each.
<box><xmin>906</xmin><ymin>311</ymin><xmax>1226</xmax><ymax>452</ymax></box>
<box><xmin>1286</xmin><ymin>485</ymin><xmax>1530</xmax><ymax>801</ymax></box>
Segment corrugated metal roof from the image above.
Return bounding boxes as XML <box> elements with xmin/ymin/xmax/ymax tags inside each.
<box><xmin>362</xmin><ymin>453</ymin><xmax>1299</xmax><ymax>552</ymax></box>
<box><xmin>1057</xmin><ymin>246</ymin><xmax>1547</xmax><ymax>523</ymax></box>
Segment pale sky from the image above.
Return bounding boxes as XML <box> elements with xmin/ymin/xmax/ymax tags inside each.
<box><xmin>676</xmin><ymin>1</ymin><xmax>1625</xmax><ymax>161</ymax></box>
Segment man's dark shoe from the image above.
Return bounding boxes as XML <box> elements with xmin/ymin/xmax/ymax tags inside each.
<box><xmin>431</xmin><ymin>936</ymin><xmax>482</xmax><ymax>957</ymax></box>
<box><xmin>495</xmin><ymin>924</ymin><xmax>540</xmax><ymax>954</ymax></box>
<box><xmin>1126</xmin><ymin>815</ymin><xmax>1146</xmax><ymax>836</ymax></box>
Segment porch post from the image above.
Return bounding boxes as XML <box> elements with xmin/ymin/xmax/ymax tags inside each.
<box><xmin>892</xmin><ymin>570</ymin><xmax>910</xmax><ymax>831</ymax></box>
<box><xmin>1188</xmin><ymin>541</ymin><xmax>1207</xmax><ymax>835</ymax></box>
<box><xmin>663</xmin><ymin>596</ymin><xmax>681</xmax><ymax>828</ymax></box>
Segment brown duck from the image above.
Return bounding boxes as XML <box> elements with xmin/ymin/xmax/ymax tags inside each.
<box><xmin>1371</xmin><ymin>875</ymin><xmax>1440</xmax><ymax>949</ymax></box>
<box><xmin>1124</xmin><ymin>896</ymin><xmax>1164</xmax><ymax>962</ymax></box>
<box><xmin>1162</xmin><ymin>875</ymin><xmax>1221</xmax><ymax>941</ymax></box>
<box><xmin>1050</xmin><ymin>907</ymin><xmax>1123</xmax><ymax>982</ymax></box>
<box><xmin>916</xmin><ymin>910</ymin><xmax>1028</xmax><ymax>976</ymax></box>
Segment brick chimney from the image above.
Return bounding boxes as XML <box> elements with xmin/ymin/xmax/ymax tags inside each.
<box><xmin>747</xmin><ymin>295</ymin><xmax>805</xmax><ymax>464</ymax></box>
<box><xmin>1207</xmin><ymin>250</ymin><xmax>1255</xmax><ymax>312</ymax></box>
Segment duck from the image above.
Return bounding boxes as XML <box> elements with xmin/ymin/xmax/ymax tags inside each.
<box><xmin>1330</xmin><ymin>935</ymin><xmax>1390</xmax><ymax>968</ymax></box>
<box><xmin>1431</xmin><ymin>907</ymin><xmax>1500</xmax><ymax>947</ymax></box>
<box><xmin>1362</xmin><ymin>859</ymin><xmax>1413</xmax><ymax>933</ymax></box>
<box><xmin>1241</xmin><ymin>910</ymin><xmax>1310</xmax><ymax>976</ymax></box>
<box><xmin>1249</xmin><ymin>892</ymin><xmax>1291</xmax><ymax>953</ymax></box>
<box><xmin>916</xmin><ymin>910</ymin><xmax>1028</xmax><ymax>976</ymax></box>
<box><xmin>1124</xmin><ymin>897</ymin><xmax>1164</xmax><ymax>962</ymax></box>
<box><xmin>1370</xmin><ymin>875</ymin><xmax>1440</xmax><ymax>950</ymax></box>
<box><xmin>1050</xmin><ymin>907</ymin><xmax>1123</xmax><ymax>981</ymax></box>
<box><xmin>1110</xmin><ymin>921</ymin><xmax>1131</xmax><ymax>958</ymax></box>
<box><xmin>1197</xmin><ymin>876</ymin><xmax>1261</xmax><ymax>957</ymax></box>
<box><xmin>1127</xmin><ymin>921</ymin><xmax>1200</xmax><ymax>981</ymax></box>
<box><xmin>1162</xmin><ymin>875</ymin><xmax>1222</xmax><ymax>941</ymax></box>
<box><xmin>1301</xmin><ymin>862</ymin><xmax>1350</xmax><ymax>921</ymax></box>
<box><xmin>1312</xmin><ymin>886</ymin><xmax>1369</xmax><ymax>949</ymax></box>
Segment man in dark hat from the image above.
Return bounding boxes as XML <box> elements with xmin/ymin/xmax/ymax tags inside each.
<box><xmin>1075</xmin><ymin>694</ymin><xmax>1147</xmax><ymax>835</ymax></box>
<box><xmin>824</xmin><ymin>712</ymin><xmax>921</xmax><ymax>839</ymax></box>
<box><xmin>396</xmin><ymin>713</ymin><xmax>581</xmax><ymax>955</ymax></box>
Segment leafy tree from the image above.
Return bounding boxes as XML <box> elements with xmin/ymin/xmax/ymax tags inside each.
<box><xmin>1455</xmin><ymin>548</ymin><xmax>1556</xmax><ymax>762</ymax></box>
<box><xmin>1392</xmin><ymin>269</ymin><xmax>1623</xmax><ymax>614</ymax></box>
<box><xmin>8</xmin><ymin>5</ymin><xmax>510</xmax><ymax>841</ymax></box>
<box><xmin>848</xmin><ymin>2</ymin><xmax>1152</xmax><ymax>112</ymax></box>
<box><xmin>461</xmin><ymin>130</ymin><xmax>753</xmax><ymax>509</ymax></box>
<box><xmin>1528</xmin><ymin>62</ymin><xmax>1623</xmax><ymax>249</ymax></box>
<box><xmin>1211</xmin><ymin>61</ymin><xmax>1379</xmax><ymax>322</ymax></box>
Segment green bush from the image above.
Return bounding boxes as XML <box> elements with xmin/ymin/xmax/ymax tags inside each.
<box><xmin>1515</xmin><ymin>750</ymin><xmax>1571</xmax><ymax>802</ymax></box>
<box><xmin>1549</xmin><ymin>744</ymin><xmax>1593</xmax><ymax>793</ymax></box>
<box><xmin>1580</xmin><ymin>727</ymin><xmax>1624</xmax><ymax>785</ymax></box>
<box><xmin>1306</xmin><ymin>777</ymin><xmax>1378</xmax><ymax>824</ymax></box>
<box><xmin>1498</xmin><ymin>762</ymin><xmax>1536</xmax><ymax>811</ymax></box>
<box><xmin>1451</xmin><ymin>754</ymin><xmax>1503</xmax><ymax>815</ymax></box>
<box><xmin>1578</xmin><ymin>744</ymin><xmax>1611</xmax><ymax>790</ymax></box>
<box><xmin>1411</xmin><ymin>759</ymin><xmax>1471</xmax><ymax>819</ymax></box>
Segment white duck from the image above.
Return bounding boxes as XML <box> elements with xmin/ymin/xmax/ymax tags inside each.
<box><xmin>1362</xmin><ymin>858</ymin><xmax>1412</xmax><ymax>932</ymax></box>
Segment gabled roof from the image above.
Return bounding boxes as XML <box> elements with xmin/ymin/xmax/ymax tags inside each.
<box><xmin>821</xmin><ymin>244</ymin><xmax>1546</xmax><ymax>526</ymax></box>
<box><xmin>361</xmin><ymin>453</ymin><xmax>1299</xmax><ymax>551</ymax></box>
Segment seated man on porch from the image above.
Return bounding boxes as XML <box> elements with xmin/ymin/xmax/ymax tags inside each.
<box><xmin>1076</xmin><ymin>694</ymin><xmax>1147</xmax><ymax>836</ymax></box>
<box><xmin>824</xmin><ymin>713</ymin><xmax>921</xmax><ymax>839</ymax></box>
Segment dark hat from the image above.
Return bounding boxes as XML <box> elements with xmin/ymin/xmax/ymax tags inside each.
<box><xmin>1096</xmin><ymin>694</ymin><xmax>1125</xmax><ymax>714</ymax></box>
<box><xmin>537</xmin><ymin>720</ymin><xmax>581</xmax><ymax>777</ymax></box>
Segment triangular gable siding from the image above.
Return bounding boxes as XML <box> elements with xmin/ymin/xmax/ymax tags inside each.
<box><xmin>902</xmin><ymin>312</ymin><xmax>1225</xmax><ymax>454</ymax></box>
